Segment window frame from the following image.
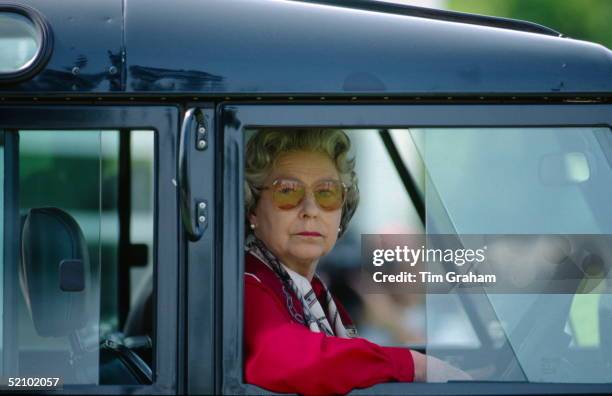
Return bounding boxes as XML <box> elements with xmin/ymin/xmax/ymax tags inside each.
<box><xmin>0</xmin><ymin>105</ymin><xmax>180</xmax><ymax>394</ymax></box>
<box><xmin>220</xmin><ymin>103</ymin><xmax>612</xmax><ymax>395</ymax></box>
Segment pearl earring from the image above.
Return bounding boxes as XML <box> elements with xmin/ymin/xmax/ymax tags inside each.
<box><xmin>338</xmin><ymin>226</ymin><xmax>342</xmax><ymax>232</ymax></box>
<box><xmin>250</xmin><ymin>223</ymin><xmax>256</xmax><ymax>230</ymax></box>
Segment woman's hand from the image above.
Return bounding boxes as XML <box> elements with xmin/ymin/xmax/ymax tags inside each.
<box><xmin>410</xmin><ymin>350</ymin><xmax>472</xmax><ymax>382</ymax></box>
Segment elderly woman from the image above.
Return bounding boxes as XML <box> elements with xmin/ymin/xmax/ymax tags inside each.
<box><xmin>243</xmin><ymin>128</ymin><xmax>463</xmax><ymax>394</ymax></box>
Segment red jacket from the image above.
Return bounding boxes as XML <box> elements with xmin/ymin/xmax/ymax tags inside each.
<box><xmin>244</xmin><ymin>252</ymin><xmax>414</xmax><ymax>394</ymax></box>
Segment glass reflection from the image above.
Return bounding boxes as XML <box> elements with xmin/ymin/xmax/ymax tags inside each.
<box><xmin>0</xmin><ymin>13</ymin><xmax>41</xmax><ymax>73</ymax></box>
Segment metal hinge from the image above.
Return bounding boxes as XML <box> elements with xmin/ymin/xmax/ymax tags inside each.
<box><xmin>195</xmin><ymin>113</ymin><xmax>208</xmax><ymax>150</ymax></box>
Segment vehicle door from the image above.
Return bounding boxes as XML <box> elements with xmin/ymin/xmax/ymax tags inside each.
<box><xmin>0</xmin><ymin>105</ymin><xmax>181</xmax><ymax>394</ymax></box>
<box><xmin>215</xmin><ymin>103</ymin><xmax>612</xmax><ymax>395</ymax></box>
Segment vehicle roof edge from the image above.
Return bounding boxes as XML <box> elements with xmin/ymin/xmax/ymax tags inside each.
<box><xmin>292</xmin><ymin>0</ymin><xmax>562</xmax><ymax>37</ymax></box>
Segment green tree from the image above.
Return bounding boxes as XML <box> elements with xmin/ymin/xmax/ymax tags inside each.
<box><xmin>448</xmin><ymin>0</ymin><xmax>612</xmax><ymax>49</ymax></box>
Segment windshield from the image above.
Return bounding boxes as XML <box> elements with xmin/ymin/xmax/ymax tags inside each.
<box><xmin>394</xmin><ymin>127</ymin><xmax>612</xmax><ymax>383</ymax></box>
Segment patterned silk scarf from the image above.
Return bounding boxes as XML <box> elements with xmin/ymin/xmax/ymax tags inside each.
<box><xmin>246</xmin><ymin>235</ymin><xmax>357</xmax><ymax>338</ymax></box>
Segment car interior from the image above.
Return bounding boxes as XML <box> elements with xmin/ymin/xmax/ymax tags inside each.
<box><xmin>3</xmin><ymin>129</ymin><xmax>156</xmax><ymax>385</ymax></box>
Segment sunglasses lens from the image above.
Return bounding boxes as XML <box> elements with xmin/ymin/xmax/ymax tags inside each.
<box><xmin>314</xmin><ymin>181</ymin><xmax>345</xmax><ymax>211</ymax></box>
<box><xmin>272</xmin><ymin>179</ymin><xmax>305</xmax><ymax>209</ymax></box>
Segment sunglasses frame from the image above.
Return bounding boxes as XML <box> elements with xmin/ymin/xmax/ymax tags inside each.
<box><xmin>260</xmin><ymin>178</ymin><xmax>348</xmax><ymax>211</ymax></box>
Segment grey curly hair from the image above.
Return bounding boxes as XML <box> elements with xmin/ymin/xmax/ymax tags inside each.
<box><xmin>245</xmin><ymin>128</ymin><xmax>359</xmax><ymax>238</ymax></box>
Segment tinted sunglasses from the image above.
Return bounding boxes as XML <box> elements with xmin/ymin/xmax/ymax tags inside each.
<box><xmin>261</xmin><ymin>178</ymin><xmax>347</xmax><ymax>211</ymax></box>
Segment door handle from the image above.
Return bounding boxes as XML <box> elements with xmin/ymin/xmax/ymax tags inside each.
<box><xmin>179</xmin><ymin>108</ymin><xmax>208</xmax><ymax>241</ymax></box>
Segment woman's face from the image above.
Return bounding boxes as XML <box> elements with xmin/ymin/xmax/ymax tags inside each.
<box><xmin>250</xmin><ymin>150</ymin><xmax>343</xmax><ymax>276</ymax></box>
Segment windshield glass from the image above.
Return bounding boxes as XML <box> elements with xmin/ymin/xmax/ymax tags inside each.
<box><xmin>395</xmin><ymin>127</ymin><xmax>612</xmax><ymax>383</ymax></box>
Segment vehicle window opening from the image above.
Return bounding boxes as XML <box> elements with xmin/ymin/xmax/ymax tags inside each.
<box><xmin>240</xmin><ymin>126</ymin><xmax>612</xmax><ymax>394</ymax></box>
<box><xmin>1</xmin><ymin>129</ymin><xmax>155</xmax><ymax>385</ymax></box>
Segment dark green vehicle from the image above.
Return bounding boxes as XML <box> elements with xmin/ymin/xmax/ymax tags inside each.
<box><xmin>1</xmin><ymin>0</ymin><xmax>612</xmax><ymax>394</ymax></box>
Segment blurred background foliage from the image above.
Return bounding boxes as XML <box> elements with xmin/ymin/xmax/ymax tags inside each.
<box><xmin>447</xmin><ymin>0</ymin><xmax>612</xmax><ymax>49</ymax></box>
